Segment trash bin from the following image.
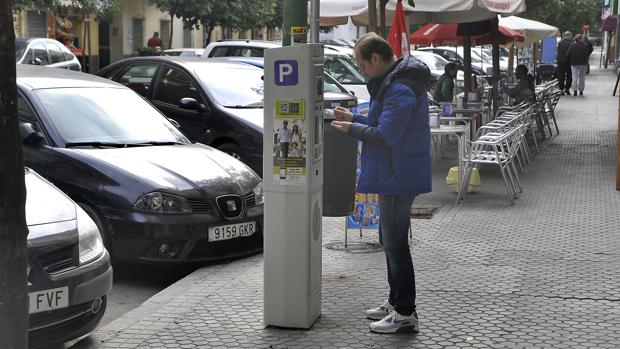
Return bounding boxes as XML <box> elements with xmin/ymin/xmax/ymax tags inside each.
<box><xmin>322</xmin><ymin>110</ymin><xmax>357</xmax><ymax>217</ymax></box>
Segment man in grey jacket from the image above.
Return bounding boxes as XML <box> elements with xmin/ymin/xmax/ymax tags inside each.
<box><xmin>567</xmin><ymin>34</ymin><xmax>593</xmax><ymax>96</ymax></box>
<box><xmin>556</xmin><ymin>31</ymin><xmax>572</xmax><ymax>95</ymax></box>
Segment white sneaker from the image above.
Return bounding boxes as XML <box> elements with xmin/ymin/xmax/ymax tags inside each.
<box><xmin>369</xmin><ymin>310</ymin><xmax>419</xmax><ymax>334</ymax></box>
<box><xmin>365</xmin><ymin>299</ymin><xmax>394</xmax><ymax>320</ymax></box>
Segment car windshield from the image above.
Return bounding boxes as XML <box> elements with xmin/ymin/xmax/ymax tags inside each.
<box><xmin>323</xmin><ymin>74</ymin><xmax>347</xmax><ymax>93</ymax></box>
<box><xmin>192</xmin><ymin>65</ymin><xmax>265</xmax><ymax>108</ymax></box>
<box><xmin>413</xmin><ymin>54</ymin><xmax>448</xmax><ymax>70</ymax></box>
<box><xmin>35</xmin><ymin>87</ymin><xmax>189</xmax><ymax>145</ymax></box>
<box><xmin>324</xmin><ymin>54</ymin><xmax>366</xmax><ymax>85</ymax></box>
<box><xmin>165</xmin><ymin>51</ymin><xmax>183</xmax><ymax>56</ymax></box>
<box><xmin>16</xmin><ymin>42</ymin><xmax>27</xmax><ymax>61</ymax></box>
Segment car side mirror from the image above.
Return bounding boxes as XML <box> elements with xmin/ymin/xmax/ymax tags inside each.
<box><xmin>348</xmin><ymin>90</ymin><xmax>356</xmax><ymax>96</ymax></box>
<box><xmin>20</xmin><ymin>122</ymin><xmax>45</xmax><ymax>146</ymax></box>
<box><xmin>178</xmin><ymin>97</ymin><xmax>210</xmax><ymax>113</ymax></box>
<box><xmin>34</xmin><ymin>58</ymin><xmax>42</xmax><ymax>66</ymax></box>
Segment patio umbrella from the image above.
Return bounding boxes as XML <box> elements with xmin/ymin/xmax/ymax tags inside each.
<box><xmin>387</xmin><ymin>0</ymin><xmax>409</xmax><ymax>58</ymax></box>
<box><xmin>410</xmin><ymin>22</ymin><xmax>524</xmax><ymax>47</ymax></box>
<box><xmin>318</xmin><ymin>0</ymin><xmax>526</xmax><ymax>26</ymax></box>
<box><xmin>498</xmin><ymin>16</ymin><xmax>559</xmax><ymax>46</ymax></box>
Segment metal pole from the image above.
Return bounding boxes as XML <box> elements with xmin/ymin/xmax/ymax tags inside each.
<box><xmin>380</xmin><ymin>0</ymin><xmax>388</xmax><ymax>38</ymax></box>
<box><xmin>492</xmin><ymin>43</ymin><xmax>500</xmax><ymax>118</ymax></box>
<box><xmin>310</xmin><ymin>0</ymin><xmax>319</xmax><ymax>43</ymax></box>
<box><xmin>368</xmin><ymin>0</ymin><xmax>378</xmax><ymax>33</ymax></box>
<box><xmin>463</xmin><ymin>35</ymin><xmax>472</xmax><ymax>107</ymax></box>
<box><xmin>283</xmin><ymin>0</ymin><xmax>308</xmax><ymax>46</ymax></box>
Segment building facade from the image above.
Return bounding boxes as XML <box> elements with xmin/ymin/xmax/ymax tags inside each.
<box><xmin>14</xmin><ymin>0</ymin><xmax>280</xmax><ymax>72</ymax></box>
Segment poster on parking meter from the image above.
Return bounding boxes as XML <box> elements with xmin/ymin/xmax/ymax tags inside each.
<box><xmin>273</xmin><ymin>99</ymin><xmax>307</xmax><ymax>185</ymax></box>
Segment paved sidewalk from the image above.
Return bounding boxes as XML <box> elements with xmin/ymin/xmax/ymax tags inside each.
<box><xmin>75</xmin><ymin>61</ymin><xmax>620</xmax><ymax>349</ymax></box>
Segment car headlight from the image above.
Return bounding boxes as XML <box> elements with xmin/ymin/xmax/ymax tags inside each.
<box><xmin>76</xmin><ymin>206</ymin><xmax>105</xmax><ymax>265</ymax></box>
<box><xmin>252</xmin><ymin>182</ymin><xmax>264</xmax><ymax>205</ymax></box>
<box><xmin>134</xmin><ymin>192</ymin><xmax>192</xmax><ymax>213</ymax></box>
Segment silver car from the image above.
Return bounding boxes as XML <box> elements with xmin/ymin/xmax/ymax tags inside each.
<box><xmin>16</xmin><ymin>37</ymin><xmax>82</xmax><ymax>71</ymax></box>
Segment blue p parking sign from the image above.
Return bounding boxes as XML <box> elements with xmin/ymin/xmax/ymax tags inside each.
<box><xmin>274</xmin><ymin>60</ymin><xmax>298</xmax><ymax>86</ymax></box>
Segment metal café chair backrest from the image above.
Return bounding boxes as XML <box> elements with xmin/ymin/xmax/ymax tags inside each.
<box><xmin>458</xmin><ymin>123</ymin><xmax>528</xmax><ymax>204</ymax></box>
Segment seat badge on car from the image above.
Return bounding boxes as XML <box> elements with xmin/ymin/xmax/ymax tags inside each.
<box><xmin>226</xmin><ymin>200</ymin><xmax>237</xmax><ymax>212</ymax></box>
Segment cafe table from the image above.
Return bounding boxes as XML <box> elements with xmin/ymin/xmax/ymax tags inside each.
<box><xmin>430</xmin><ymin>124</ymin><xmax>469</xmax><ymax>192</ymax></box>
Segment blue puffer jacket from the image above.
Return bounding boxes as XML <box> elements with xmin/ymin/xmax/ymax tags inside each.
<box><xmin>348</xmin><ymin>57</ymin><xmax>432</xmax><ymax>195</ymax></box>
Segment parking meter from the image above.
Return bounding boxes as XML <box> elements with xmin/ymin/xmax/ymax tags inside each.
<box><xmin>263</xmin><ymin>44</ymin><xmax>324</xmax><ymax>329</ymax></box>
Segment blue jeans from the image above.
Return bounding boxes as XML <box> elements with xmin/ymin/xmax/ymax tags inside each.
<box><xmin>378</xmin><ymin>194</ymin><xmax>416</xmax><ymax>316</ymax></box>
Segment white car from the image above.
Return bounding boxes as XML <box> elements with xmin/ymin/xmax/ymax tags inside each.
<box><xmin>16</xmin><ymin>37</ymin><xmax>81</xmax><ymax>71</ymax></box>
<box><xmin>164</xmin><ymin>48</ymin><xmax>203</xmax><ymax>57</ymax></box>
<box><xmin>202</xmin><ymin>40</ymin><xmax>370</xmax><ymax>101</ymax></box>
<box><xmin>419</xmin><ymin>46</ymin><xmax>496</xmax><ymax>75</ymax></box>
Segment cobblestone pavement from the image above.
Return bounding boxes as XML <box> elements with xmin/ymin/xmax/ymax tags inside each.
<box><xmin>76</xmin><ymin>61</ymin><xmax>620</xmax><ymax>349</ymax></box>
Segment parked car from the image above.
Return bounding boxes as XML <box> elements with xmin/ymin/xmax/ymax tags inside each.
<box><xmin>418</xmin><ymin>46</ymin><xmax>486</xmax><ymax>75</ymax></box>
<box><xmin>410</xmin><ymin>50</ymin><xmax>464</xmax><ymax>91</ymax></box>
<box><xmin>15</xmin><ymin>37</ymin><xmax>81</xmax><ymax>71</ymax></box>
<box><xmin>96</xmin><ymin>57</ymin><xmax>265</xmax><ymax>174</ymax></box>
<box><xmin>202</xmin><ymin>40</ymin><xmax>370</xmax><ymax>101</ymax></box>
<box><xmin>220</xmin><ymin>56</ymin><xmax>359</xmax><ymax>107</ymax></box>
<box><xmin>24</xmin><ymin>167</ymin><xmax>111</xmax><ymax>347</ymax></box>
<box><xmin>17</xmin><ymin>65</ymin><xmax>264</xmax><ymax>264</ymax></box>
<box><xmin>164</xmin><ymin>48</ymin><xmax>204</xmax><ymax>57</ymax></box>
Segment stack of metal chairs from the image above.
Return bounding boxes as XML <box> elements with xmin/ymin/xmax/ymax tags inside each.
<box><xmin>456</xmin><ymin>79</ymin><xmax>562</xmax><ymax>204</ymax></box>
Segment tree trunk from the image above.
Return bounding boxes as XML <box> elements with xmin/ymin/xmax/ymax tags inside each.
<box><xmin>0</xmin><ymin>0</ymin><xmax>29</xmax><ymax>348</ymax></box>
<box><xmin>206</xmin><ymin>24</ymin><xmax>213</xmax><ymax>47</ymax></box>
<box><xmin>168</xmin><ymin>11</ymin><xmax>174</xmax><ymax>50</ymax></box>
<box><xmin>82</xmin><ymin>15</ymin><xmax>88</xmax><ymax>71</ymax></box>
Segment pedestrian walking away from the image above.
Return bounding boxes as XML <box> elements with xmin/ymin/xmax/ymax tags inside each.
<box><xmin>556</xmin><ymin>31</ymin><xmax>573</xmax><ymax>95</ymax></box>
<box><xmin>330</xmin><ymin>32</ymin><xmax>432</xmax><ymax>334</ymax></box>
<box><xmin>567</xmin><ymin>33</ymin><xmax>593</xmax><ymax>96</ymax></box>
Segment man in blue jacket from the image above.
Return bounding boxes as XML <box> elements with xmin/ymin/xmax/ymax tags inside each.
<box><xmin>331</xmin><ymin>32</ymin><xmax>432</xmax><ymax>334</ymax></box>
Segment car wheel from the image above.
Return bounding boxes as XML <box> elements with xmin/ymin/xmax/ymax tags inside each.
<box><xmin>78</xmin><ymin>203</ymin><xmax>113</xmax><ymax>259</ymax></box>
<box><xmin>216</xmin><ymin>142</ymin><xmax>243</xmax><ymax>161</ymax></box>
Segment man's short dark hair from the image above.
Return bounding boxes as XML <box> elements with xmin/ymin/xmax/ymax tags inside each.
<box><xmin>444</xmin><ymin>62</ymin><xmax>457</xmax><ymax>74</ymax></box>
<box><xmin>515</xmin><ymin>64</ymin><xmax>528</xmax><ymax>75</ymax></box>
<box><xmin>153</xmin><ymin>32</ymin><xmax>159</xmax><ymax>36</ymax></box>
<box><xmin>354</xmin><ymin>32</ymin><xmax>393</xmax><ymax>63</ymax></box>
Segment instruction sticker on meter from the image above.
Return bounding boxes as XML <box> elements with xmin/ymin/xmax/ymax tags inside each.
<box><xmin>273</xmin><ymin>99</ymin><xmax>307</xmax><ymax>185</ymax></box>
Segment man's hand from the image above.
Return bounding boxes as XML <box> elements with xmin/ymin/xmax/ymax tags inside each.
<box><xmin>331</xmin><ymin>120</ymin><xmax>352</xmax><ymax>133</ymax></box>
<box><xmin>334</xmin><ymin>106</ymin><xmax>354</xmax><ymax>122</ymax></box>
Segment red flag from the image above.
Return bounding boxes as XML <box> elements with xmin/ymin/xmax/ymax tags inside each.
<box><xmin>387</xmin><ymin>0</ymin><xmax>410</xmax><ymax>58</ymax></box>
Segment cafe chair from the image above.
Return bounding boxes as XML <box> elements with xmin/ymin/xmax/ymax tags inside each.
<box><xmin>458</xmin><ymin>123</ymin><xmax>528</xmax><ymax>204</ymax></box>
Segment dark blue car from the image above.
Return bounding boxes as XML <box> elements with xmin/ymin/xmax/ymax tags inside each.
<box><xmin>17</xmin><ymin>65</ymin><xmax>264</xmax><ymax>264</ymax></box>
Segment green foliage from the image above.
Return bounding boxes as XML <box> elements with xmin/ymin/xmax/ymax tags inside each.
<box><xmin>148</xmin><ymin>0</ymin><xmax>281</xmax><ymax>32</ymax></box>
<box><xmin>521</xmin><ymin>0</ymin><xmax>602</xmax><ymax>38</ymax></box>
<box><xmin>148</xmin><ymin>0</ymin><xmax>281</xmax><ymax>45</ymax></box>
<box><xmin>12</xmin><ymin>0</ymin><xmax>57</xmax><ymax>11</ymax></box>
<box><xmin>12</xmin><ymin>0</ymin><xmax>121</xmax><ymax>22</ymax></box>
